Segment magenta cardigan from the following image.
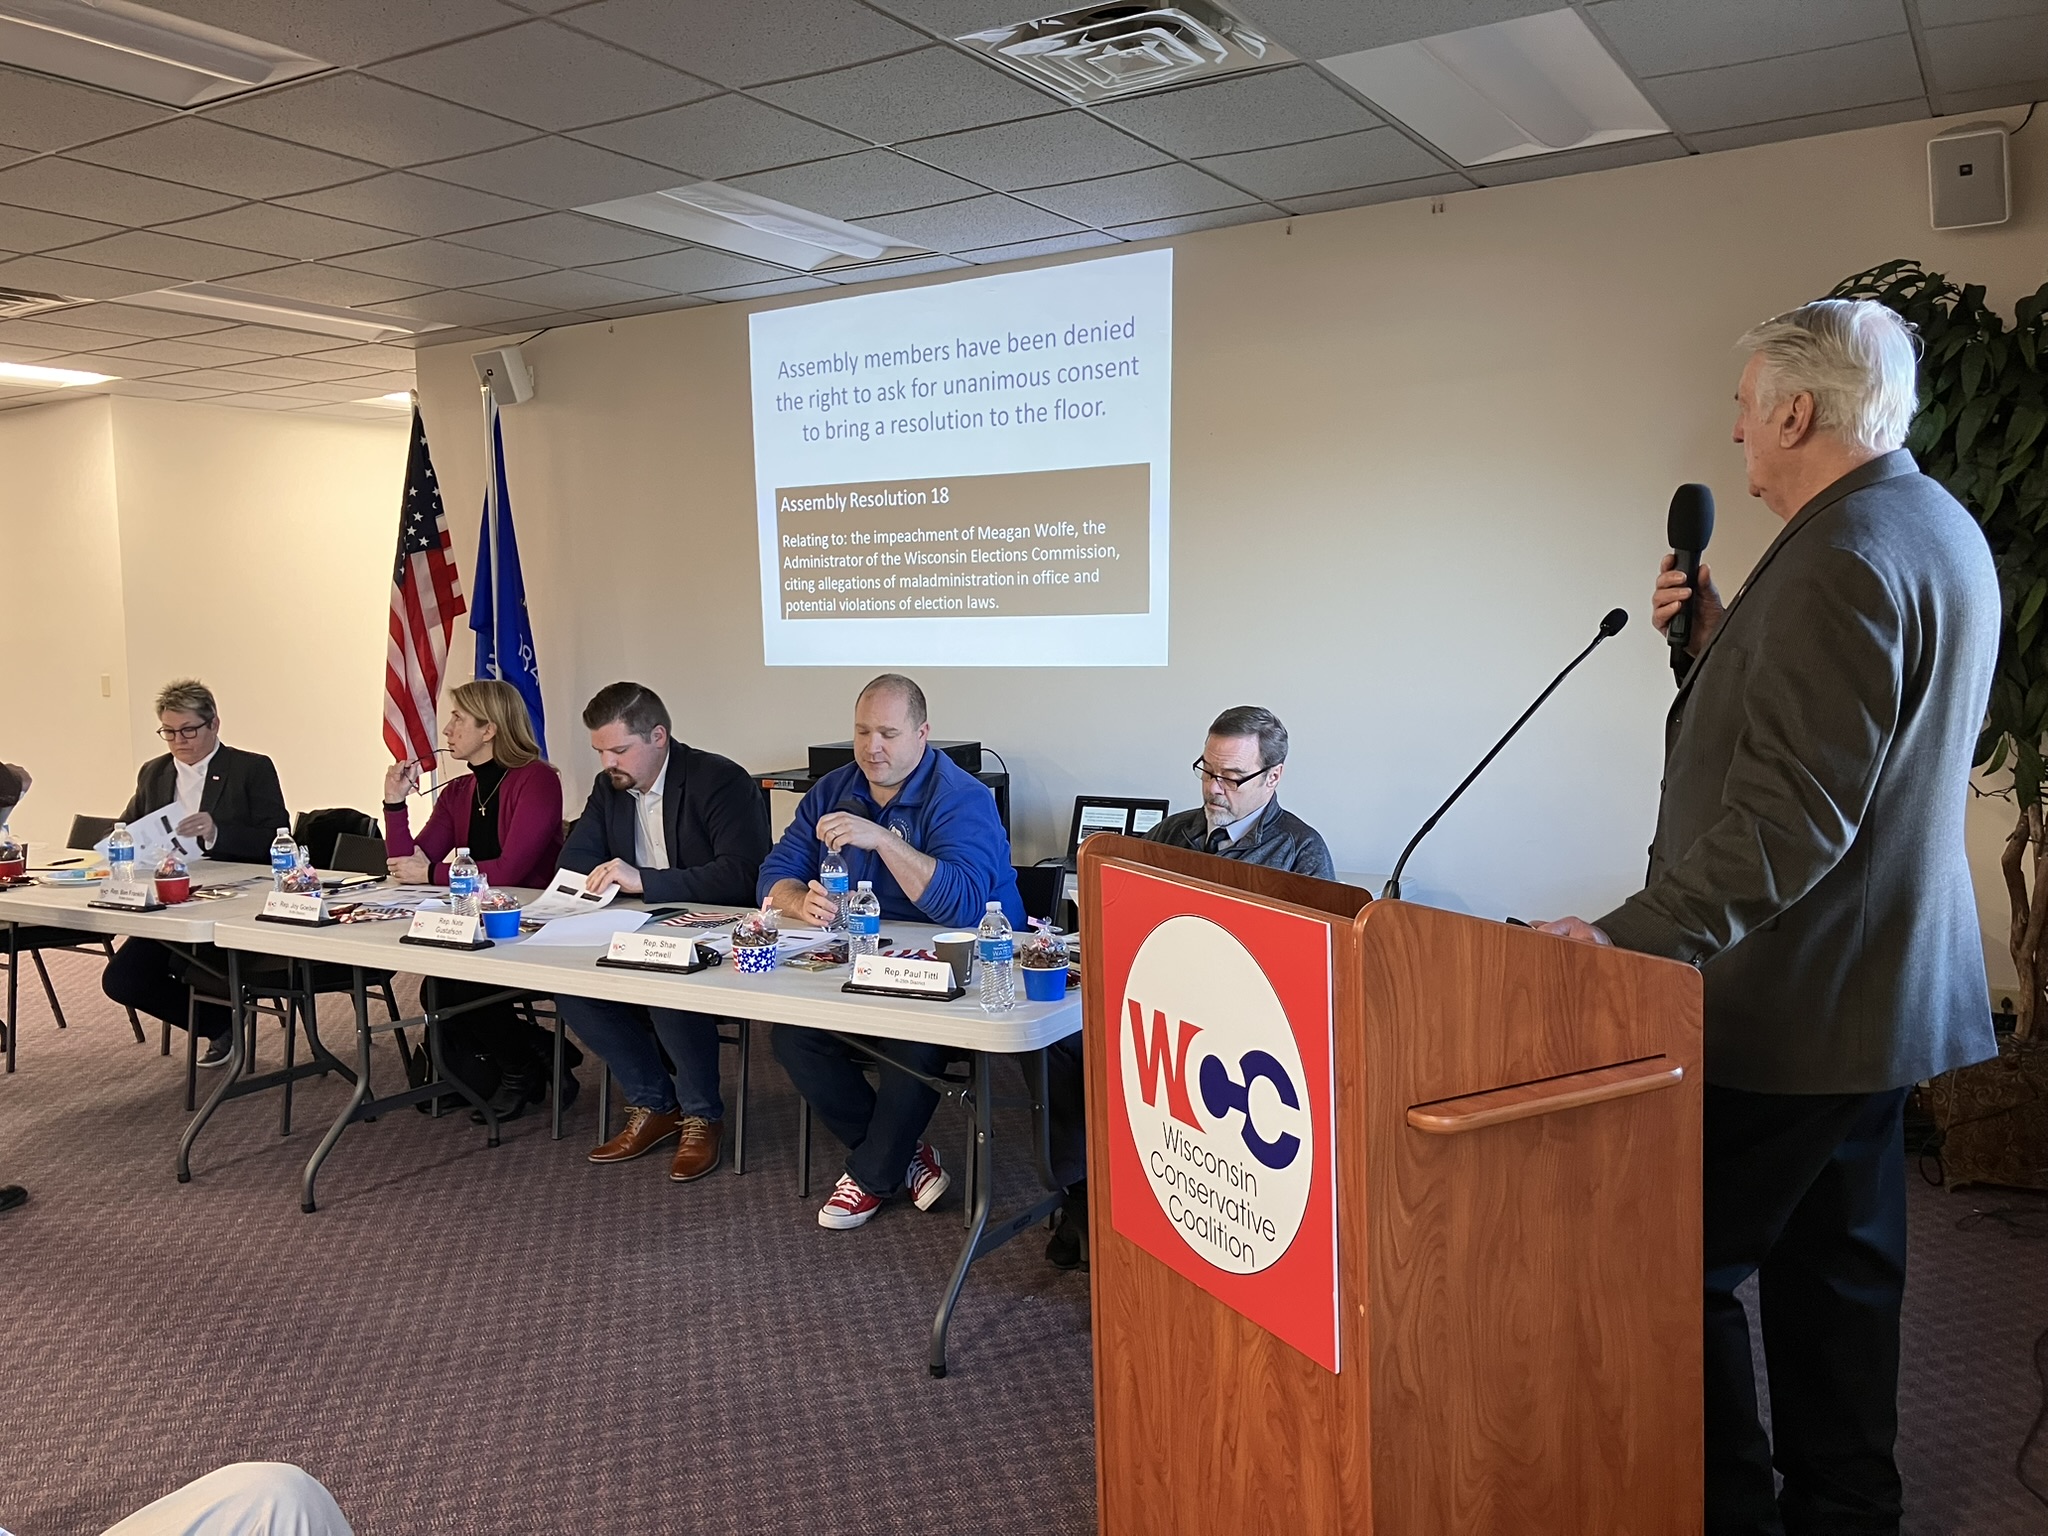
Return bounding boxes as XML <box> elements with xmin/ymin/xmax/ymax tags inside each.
<box><xmin>384</xmin><ymin>758</ymin><xmax>564</xmax><ymax>889</ymax></box>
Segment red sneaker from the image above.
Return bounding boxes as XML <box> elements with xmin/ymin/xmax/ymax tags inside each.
<box><xmin>818</xmin><ymin>1173</ymin><xmax>882</xmax><ymax>1230</ymax></box>
<box><xmin>906</xmin><ymin>1141</ymin><xmax>951</xmax><ymax>1211</ymax></box>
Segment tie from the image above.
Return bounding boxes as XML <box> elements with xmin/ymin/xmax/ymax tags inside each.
<box><xmin>1206</xmin><ymin>826</ymin><xmax>1230</xmax><ymax>854</ymax></box>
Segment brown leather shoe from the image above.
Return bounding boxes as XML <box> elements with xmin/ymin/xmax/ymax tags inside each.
<box><xmin>669</xmin><ymin>1116</ymin><xmax>723</xmax><ymax>1182</ymax></box>
<box><xmin>587</xmin><ymin>1106</ymin><xmax>683</xmax><ymax>1164</ymax></box>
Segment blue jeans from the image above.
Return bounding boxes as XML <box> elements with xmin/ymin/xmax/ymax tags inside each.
<box><xmin>553</xmin><ymin>995</ymin><xmax>724</xmax><ymax>1120</ymax></box>
<box><xmin>772</xmin><ymin>1024</ymin><xmax>951</xmax><ymax>1198</ymax></box>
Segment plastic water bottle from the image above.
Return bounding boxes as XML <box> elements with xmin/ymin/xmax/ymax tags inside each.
<box><xmin>820</xmin><ymin>847</ymin><xmax>850</xmax><ymax>934</ymax></box>
<box><xmin>449</xmin><ymin>847</ymin><xmax>480</xmax><ymax>917</ymax></box>
<box><xmin>269</xmin><ymin>826</ymin><xmax>295</xmax><ymax>890</ymax></box>
<box><xmin>847</xmin><ymin>879</ymin><xmax>881</xmax><ymax>955</ymax></box>
<box><xmin>977</xmin><ymin>901</ymin><xmax>1015</xmax><ymax>1013</ymax></box>
<box><xmin>107</xmin><ymin>821</ymin><xmax>136</xmax><ymax>890</ymax></box>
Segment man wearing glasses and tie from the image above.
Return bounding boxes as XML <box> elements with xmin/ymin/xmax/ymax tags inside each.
<box><xmin>101</xmin><ymin>678</ymin><xmax>289</xmax><ymax>1066</ymax></box>
<box><xmin>1145</xmin><ymin>705</ymin><xmax>1333</xmax><ymax>879</ymax></box>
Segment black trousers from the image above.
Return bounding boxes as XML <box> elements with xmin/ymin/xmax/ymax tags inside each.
<box><xmin>426</xmin><ymin>977</ymin><xmax>568</xmax><ymax>1101</ymax></box>
<box><xmin>1703</xmin><ymin>1083</ymin><xmax>1909</xmax><ymax>1536</ymax></box>
<box><xmin>1040</xmin><ymin>1034</ymin><xmax>1088</xmax><ymax>1191</ymax></box>
<box><xmin>101</xmin><ymin>938</ymin><xmax>230</xmax><ymax>1039</ymax></box>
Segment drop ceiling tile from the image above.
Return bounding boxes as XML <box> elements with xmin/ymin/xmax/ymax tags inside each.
<box><xmin>564</xmin><ymin>0</ymin><xmax>926</xmax><ymax>86</ymax></box>
<box><xmin>1278</xmin><ymin>173</ymin><xmax>1472</xmax><ymax>215</ymax></box>
<box><xmin>47</xmin><ymin>231</ymin><xmax>281</xmax><ymax>283</ymax></box>
<box><xmin>196</xmin><ymin>322</ymin><xmax>378</xmax><ymax>355</ymax></box>
<box><xmin>571</xmin><ymin>94</ymin><xmax>866</xmax><ymax>178</ymax></box>
<box><xmin>865</xmin><ymin>195</ymin><xmax>1088</xmax><ymax>253</ymax></box>
<box><xmin>331</xmin><ymin>238</ymin><xmax>552</xmax><ymax>287</ymax></box>
<box><xmin>152</xmin><ymin>204</ymin><xmax>409</xmax><ymax>262</ymax></box>
<box><xmin>1918</xmin><ymin>0</ymin><xmax>2048</xmax><ymax>21</ymax></box>
<box><xmin>389</xmin><ymin>326</ymin><xmax>499</xmax><ymax>347</ymax></box>
<box><xmin>585</xmin><ymin>246</ymin><xmax>791</xmax><ymax>290</ymax></box>
<box><xmin>370</xmin><ymin>21</ymin><xmax>717</xmax><ymax>132</ymax></box>
<box><xmin>1019</xmin><ymin>164</ymin><xmax>1253</xmax><ymax>225</ymax></box>
<box><xmin>68</xmin><ymin>120</ymin><xmax>381</xmax><ymax>201</ymax></box>
<box><xmin>1465</xmin><ymin>136</ymin><xmax>1686</xmax><ymax>186</ymax></box>
<box><xmin>1226</xmin><ymin>0</ymin><xmax>1560</xmax><ymax>58</ymax></box>
<box><xmin>0</xmin><ymin>66</ymin><xmax>171</xmax><ymax>154</ymax></box>
<box><xmin>280</xmin><ymin>173</ymin><xmax>546</xmax><ymax>238</ymax></box>
<box><xmin>258</xmin><ymin>379</ymin><xmax>392</xmax><ymax>403</ymax></box>
<box><xmin>226</xmin><ymin>354</ymin><xmax>386</xmax><ymax>382</ymax></box>
<box><xmin>1107</xmin><ymin>206</ymin><xmax>1277</xmax><ymax>240</ymax></box>
<box><xmin>0</xmin><ymin>206</ymin><xmax>122</xmax><ymax>254</ymax></box>
<box><xmin>1684</xmin><ymin>98</ymin><xmax>1930</xmax><ymax>153</ymax></box>
<box><xmin>0</xmin><ymin>316</ymin><xmax>146</xmax><ymax>351</ymax></box>
<box><xmin>303</xmin><ymin>341</ymin><xmax>421</xmax><ymax>370</ymax></box>
<box><xmin>202</xmin><ymin>74</ymin><xmax>536</xmax><ymax>169</ymax></box>
<box><xmin>1093</xmin><ymin>67</ymin><xmax>1383</xmax><ymax>159</ymax></box>
<box><xmin>472</xmin><ymin>269</ymin><xmax>667</xmax><ymax>308</ymax></box>
<box><xmin>1640</xmin><ymin>34</ymin><xmax>1925</xmax><ymax>133</ymax></box>
<box><xmin>95</xmin><ymin>337</ymin><xmax>263</xmax><ymax>368</ymax></box>
<box><xmin>584</xmin><ymin>295</ymin><xmax>710</xmax><ymax>317</ymax></box>
<box><xmin>1934</xmin><ymin>80</ymin><xmax>2048</xmax><ymax>113</ymax></box>
<box><xmin>694</xmin><ymin>274</ymin><xmax>836</xmax><ymax>301</ymax></box>
<box><xmin>817</xmin><ymin>253</ymin><xmax>971</xmax><ymax>284</ymax></box>
<box><xmin>730</xmin><ymin>150</ymin><xmax>983</xmax><ymax>219</ymax></box>
<box><xmin>62</xmin><ymin>302</ymin><xmax>237</xmax><ymax>339</ymax></box>
<box><xmin>417</xmin><ymin>136</ymin><xmax>682</xmax><ymax>207</ymax></box>
<box><xmin>0</xmin><ymin>160</ymin><xmax>238</xmax><ymax>226</ymax></box>
<box><xmin>0</xmin><ymin>343</ymin><xmax>61</xmax><ymax>363</ymax></box>
<box><xmin>444</xmin><ymin>211</ymin><xmax>686</xmax><ymax>265</ymax></box>
<box><xmin>104</xmin><ymin>378</ymin><xmax>234</xmax><ymax>400</ymax></box>
<box><xmin>901</xmin><ymin>113</ymin><xmax>1171</xmax><ymax>192</ymax></box>
<box><xmin>1587</xmin><ymin>0</ymin><xmax>1910</xmax><ymax>77</ymax></box>
<box><xmin>369</xmin><ymin>290</ymin><xmax>556</xmax><ymax>327</ymax></box>
<box><xmin>754</xmin><ymin>47</ymin><xmax>1061</xmax><ymax>145</ymax></box>
<box><xmin>203</xmin><ymin>391</ymin><xmax>319</xmax><ymax>410</ymax></box>
<box><xmin>0</xmin><ymin>254</ymin><xmax>166</xmax><ymax>300</ymax></box>
<box><xmin>347</xmin><ymin>370</ymin><xmax>421</xmax><ymax>392</ymax></box>
<box><xmin>36</xmin><ymin>351</ymin><xmax>189</xmax><ymax>378</ymax></box>
<box><xmin>0</xmin><ymin>148</ymin><xmax>27</xmax><ymax>173</ymax></box>
<box><xmin>858</xmin><ymin>0</ymin><xmax>1038</xmax><ymax>30</ymax></box>
<box><xmin>1196</xmin><ymin>129</ymin><xmax>1450</xmax><ymax>201</ymax></box>
<box><xmin>229</xmin><ymin>263</ymin><xmax>437</xmax><ymax>308</ymax></box>
<box><xmin>958</xmin><ymin>231</ymin><xmax>1121</xmax><ymax>265</ymax></box>
<box><xmin>1923</xmin><ymin>13</ymin><xmax>2048</xmax><ymax>90</ymax></box>
<box><xmin>139</xmin><ymin>0</ymin><xmax>528</xmax><ymax>69</ymax></box>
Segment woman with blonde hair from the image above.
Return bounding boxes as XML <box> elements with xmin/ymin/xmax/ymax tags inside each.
<box><xmin>383</xmin><ymin>678</ymin><xmax>575</xmax><ymax>1119</ymax></box>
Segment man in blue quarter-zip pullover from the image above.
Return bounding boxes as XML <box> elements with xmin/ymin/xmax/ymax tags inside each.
<box><xmin>761</xmin><ymin>673</ymin><xmax>1024</xmax><ymax>1231</ymax></box>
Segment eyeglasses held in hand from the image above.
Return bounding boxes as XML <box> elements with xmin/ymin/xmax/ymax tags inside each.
<box><xmin>1191</xmin><ymin>759</ymin><xmax>1272</xmax><ymax>789</ymax></box>
<box><xmin>157</xmin><ymin>722</ymin><xmax>214</xmax><ymax>742</ymax></box>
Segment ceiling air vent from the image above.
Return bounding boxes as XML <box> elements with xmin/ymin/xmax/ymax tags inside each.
<box><xmin>957</xmin><ymin>1</ymin><xmax>1292</xmax><ymax>104</ymax></box>
<box><xmin>0</xmin><ymin>286</ymin><xmax>86</xmax><ymax>320</ymax></box>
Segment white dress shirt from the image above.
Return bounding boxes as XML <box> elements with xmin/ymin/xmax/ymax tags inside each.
<box><xmin>630</xmin><ymin>762</ymin><xmax>670</xmax><ymax>871</ymax></box>
<box><xmin>174</xmin><ymin>747</ymin><xmax>218</xmax><ymax>823</ymax></box>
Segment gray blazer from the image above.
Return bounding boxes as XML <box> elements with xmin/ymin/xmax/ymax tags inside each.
<box><xmin>1597</xmin><ymin>450</ymin><xmax>2000</xmax><ymax>1093</ymax></box>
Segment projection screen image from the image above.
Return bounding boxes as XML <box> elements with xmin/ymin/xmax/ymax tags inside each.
<box><xmin>750</xmin><ymin>247</ymin><xmax>1172</xmax><ymax>667</ymax></box>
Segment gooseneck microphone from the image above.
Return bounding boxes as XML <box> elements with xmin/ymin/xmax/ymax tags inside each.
<box><xmin>1382</xmin><ymin>608</ymin><xmax>1628</xmax><ymax>901</ymax></box>
<box><xmin>1666</xmin><ymin>484</ymin><xmax>1715</xmax><ymax>682</ymax></box>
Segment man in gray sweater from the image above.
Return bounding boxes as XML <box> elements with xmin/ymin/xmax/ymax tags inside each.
<box><xmin>1542</xmin><ymin>299</ymin><xmax>1999</xmax><ymax>1536</ymax></box>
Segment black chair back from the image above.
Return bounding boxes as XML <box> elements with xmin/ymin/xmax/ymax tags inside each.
<box><xmin>292</xmin><ymin>808</ymin><xmax>378</xmax><ymax>867</ymax></box>
<box><xmin>1014</xmin><ymin>864</ymin><xmax>1063</xmax><ymax>927</ymax></box>
<box><xmin>67</xmin><ymin>814</ymin><xmax>115</xmax><ymax>850</ymax></box>
<box><xmin>328</xmin><ymin>832</ymin><xmax>389</xmax><ymax>876</ymax></box>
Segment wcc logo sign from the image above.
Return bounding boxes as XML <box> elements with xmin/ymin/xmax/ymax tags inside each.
<box><xmin>1101</xmin><ymin>864</ymin><xmax>1340</xmax><ymax>1372</ymax></box>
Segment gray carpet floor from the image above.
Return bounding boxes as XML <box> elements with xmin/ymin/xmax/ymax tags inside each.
<box><xmin>0</xmin><ymin>951</ymin><xmax>2042</xmax><ymax>1535</ymax></box>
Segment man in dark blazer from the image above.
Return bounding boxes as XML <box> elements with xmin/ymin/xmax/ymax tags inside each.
<box><xmin>1542</xmin><ymin>300</ymin><xmax>1999</xmax><ymax>1536</ymax></box>
<box><xmin>102</xmin><ymin>679</ymin><xmax>289</xmax><ymax>1064</ymax></box>
<box><xmin>554</xmin><ymin>681</ymin><xmax>770</xmax><ymax>1183</ymax></box>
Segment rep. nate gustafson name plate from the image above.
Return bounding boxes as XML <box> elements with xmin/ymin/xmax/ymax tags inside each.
<box><xmin>776</xmin><ymin>465</ymin><xmax>1149</xmax><ymax>621</ymax></box>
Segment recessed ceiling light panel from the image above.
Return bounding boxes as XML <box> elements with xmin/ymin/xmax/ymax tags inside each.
<box><xmin>0</xmin><ymin>284</ymin><xmax>87</xmax><ymax>320</ymax></box>
<box><xmin>1321</xmin><ymin>8</ymin><xmax>1667</xmax><ymax>167</ymax></box>
<box><xmin>0</xmin><ymin>358</ymin><xmax>113</xmax><ymax>386</ymax></box>
<box><xmin>580</xmin><ymin>183</ymin><xmax>927</xmax><ymax>273</ymax></box>
<box><xmin>0</xmin><ymin>0</ymin><xmax>329</xmax><ymax>107</ymax></box>
<box><xmin>957</xmin><ymin>1</ymin><xmax>1292</xmax><ymax>105</ymax></box>
<box><xmin>120</xmin><ymin>283</ymin><xmax>447</xmax><ymax>343</ymax></box>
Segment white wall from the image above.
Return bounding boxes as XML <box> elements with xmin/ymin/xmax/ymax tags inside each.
<box><xmin>0</xmin><ymin>396</ymin><xmax>407</xmax><ymax>849</ymax></box>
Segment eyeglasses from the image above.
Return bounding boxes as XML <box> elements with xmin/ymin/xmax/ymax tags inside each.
<box><xmin>1192</xmin><ymin>758</ymin><xmax>1273</xmax><ymax>789</ymax></box>
<box><xmin>157</xmin><ymin>722</ymin><xmax>214</xmax><ymax>742</ymax></box>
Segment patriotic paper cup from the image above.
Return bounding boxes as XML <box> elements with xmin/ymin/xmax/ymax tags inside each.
<box><xmin>732</xmin><ymin>938</ymin><xmax>778</xmax><ymax>975</ymax></box>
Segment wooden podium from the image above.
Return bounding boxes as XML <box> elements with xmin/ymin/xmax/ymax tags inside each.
<box><xmin>1080</xmin><ymin>836</ymin><xmax>1703</xmax><ymax>1534</ymax></box>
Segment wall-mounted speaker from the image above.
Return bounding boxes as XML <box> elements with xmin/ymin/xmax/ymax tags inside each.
<box><xmin>472</xmin><ymin>344</ymin><xmax>535</xmax><ymax>403</ymax></box>
<box><xmin>1929</xmin><ymin>125</ymin><xmax>2010</xmax><ymax>231</ymax></box>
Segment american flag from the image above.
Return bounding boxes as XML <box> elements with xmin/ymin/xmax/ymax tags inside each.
<box><xmin>383</xmin><ymin>405</ymin><xmax>466</xmax><ymax>766</ymax></box>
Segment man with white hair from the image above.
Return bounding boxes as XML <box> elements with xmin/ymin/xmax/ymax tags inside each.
<box><xmin>1540</xmin><ymin>299</ymin><xmax>1999</xmax><ymax>1535</ymax></box>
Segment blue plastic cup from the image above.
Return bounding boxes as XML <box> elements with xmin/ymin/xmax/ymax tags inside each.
<box><xmin>482</xmin><ymin>908</ymin><xmax>521</xmax><ymax>940</ymax></box>
<box><xmin>1022</xmin><ymin>964</ymin><xmax>1067</xmax><ymax>1002</ymax></box>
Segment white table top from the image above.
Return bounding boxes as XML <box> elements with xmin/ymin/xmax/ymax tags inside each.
<box><xmin>213</xmin><ymin>901</ymin><xmax>1080</xmax><ymax>1054</ymax></box>
<box><xmin>0</xmin><ymin>861</ymin><xmax>277</xmax><ymax>943</ymax></box>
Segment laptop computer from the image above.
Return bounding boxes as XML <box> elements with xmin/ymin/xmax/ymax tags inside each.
<box><xmin>1064</xmin><ymin>794</ymin><xmax>1172</xmax><ymax>871</ymax></box>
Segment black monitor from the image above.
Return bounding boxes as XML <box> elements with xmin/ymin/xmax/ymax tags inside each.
<box><xmin>1064</xmin><ymin>794</ymin><xmax>1172</xmax><ymax>868</ymax></box>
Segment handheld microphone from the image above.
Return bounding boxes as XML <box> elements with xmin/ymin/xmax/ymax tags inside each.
<box><xmin>1666</xmin><ymin>484</ymin><xmax>1715</xmax><ymax>680</ymax></box>
<box><xmin>1382</xmin><ymin>608</ymin><xmax>1628</xmax><ymax>901</ymax></box>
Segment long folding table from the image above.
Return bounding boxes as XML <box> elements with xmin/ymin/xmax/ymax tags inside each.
<box><xmin>205</xmin><ymin>901</ymin><xmax>1081</xmax><ymax>1375</ymax></box>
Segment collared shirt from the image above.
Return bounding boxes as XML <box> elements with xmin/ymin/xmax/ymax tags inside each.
<box><xmin>630</xmin><ymin>761</ymin><xmax>669</xmax><ymax>871</ymax></box>
<box><xmin>1202</xmin><ymin>800</ymin><xmax>1266</xmax><ymax>850</ymax></box>
<box><xmin>174</xmin><ymin>747</ymin><xmax>219</xmax><ymax>827</ymax></box>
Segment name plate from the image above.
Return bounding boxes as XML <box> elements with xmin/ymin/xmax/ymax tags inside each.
<box><xmin>601</xmin><ymin>930</ymin><xmax>711</xmax><ymax>973</ymax></box>
<box><xmin>93</xmin><ymin>883</ymin><xmax>161</xmax><ymax>911</ymax></box>
<box><xmin>258</xmin><ymin>891</ymin><xmax>330</xmax><ymax>925</ymax></box>
<box><xmin>846</xmin><ymin>951</ymin><xmax>959</xmax><ymax>997</ymax></box>
<box><xmin>401</xmin><ymin>909</ymin><xmax>488</xmax><ymax>949</ymax></box>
